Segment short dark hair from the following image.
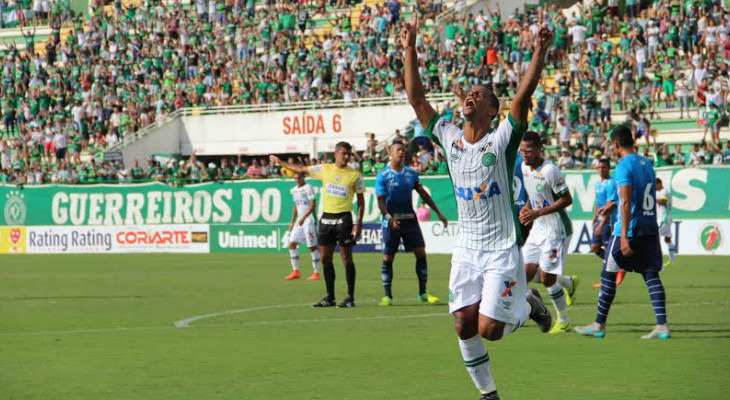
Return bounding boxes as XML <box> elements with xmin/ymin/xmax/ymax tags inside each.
<box><xmin>475</xmin><ymin>84</ymin><xmax>500</xmax><ymax>112</ymax></box>
<box><xmin>390</xmin><ymin>139</ymin><xmax>405</xmax><ymax>147</ymax></box>
<box><xmin>335</xmin><ymin>141</ymin><xmax>352</xmax><ymax>153</ymax></box>
<box><xmin>656</xmin><ymin>177</ymin><xmax>662</xmax><ymax>184</ymax></box>
<box><xmin>611</xmin><ymin>125</ymin><xmax>634</xmax><ymax>148</ymax></box>
<box><xmin>598</xmin><ymin>157</ymin><xmax>611</xmax><ymax>167</ymax></box>
<box><xmin>522</xmin><ymin>131</ymin><xmax>542</xmax><ymax>147</ymax></box>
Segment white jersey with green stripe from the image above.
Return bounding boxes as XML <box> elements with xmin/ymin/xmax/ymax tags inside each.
<box><xmin>656</xmin><ymin>188</ymin><xmax>672</xmax><ymax>224</ymax></box>
<box><xmin>521</xmin><ymin>159</ymin><xmax>572</xmax><ymax>240</ymax></box>
<box><xmin>426</xmin><ymin>114</ymin><xmax>524</xmax><ymax>251</ymax></box>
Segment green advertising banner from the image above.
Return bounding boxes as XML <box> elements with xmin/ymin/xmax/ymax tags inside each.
<box><xmin>1</xmin><ymin>166</ymin><xmax>729</xmax><ymax>227</ymax></box>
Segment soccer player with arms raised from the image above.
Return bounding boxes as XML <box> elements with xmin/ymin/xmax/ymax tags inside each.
<box><xmin>402</xmin><ymin>14</ymin><xmax>553</xmax><ymax>400</ymax></box>
<box><xmin>376</xmin><ymin>140</ymin><xmax>448</xmax><ymax>306</ymax></box>
<box><xmin>576</xmin><ymin>126</ymin><xmax>670</xmax><ymax>339</ymax></box>
<box><xmin>271</xmin><ymin>142</ymin><xmax>365</xmax><ymax>308</ymax></box>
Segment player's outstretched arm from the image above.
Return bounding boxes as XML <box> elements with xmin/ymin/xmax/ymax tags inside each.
<box><xmin>510</xmin><ymin>24</ymin><xmax>554</xmax><ymax>126</ymax></box>
<box><xmin>270</xmin><ymin>155</ymin><xmax>308</xmax><ymax>174</ymax></box>
<box><xmin>401</xmin><ymin>13</ymin><xmax>436</xmax><ymax>128</ymax></box>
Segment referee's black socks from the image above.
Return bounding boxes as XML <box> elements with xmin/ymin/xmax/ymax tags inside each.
<box><xmin>345</xmin><ymin>263</ymin><xmax>356</xmax><ymax>298</ymax></box>
<box><xmin>323</xmin><ymin>262</ymin><xmax>336</xmax><ymax>300</ymax></box>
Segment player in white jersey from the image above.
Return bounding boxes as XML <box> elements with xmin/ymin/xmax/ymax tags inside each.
<box><xmin>284</xmin><ymin>172</ymin><xmax>321</xmax><ymax>280</ymax></box>
<box><xmin>518</xmin><ymin>131</ymin><xmax>577</xmax><ymax>334</ymax></box>
<box><xmin>402</xmin><ymin>14</ymin><xmax>553</xmax><ymax>400</ymax></box>
<box><xmin>655</xmin><ymin>178</ymin><xmax>675</xmax><ymax>266</ymax></box>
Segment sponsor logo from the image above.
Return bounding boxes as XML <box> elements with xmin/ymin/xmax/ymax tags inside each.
<box><xmin>191</xmin><ymin>232</ymin><xmax>208</xmax><ymax>243</ymax></box>
<box><xmin>536</xmin><ymin>183</ymin><xmax>546</xmax><ymax>192</ymax></box>
<box><xmin>481</xmin><ymin>153</ymin><xmax>497</xmax><ymax>167</ymax></box>
<box><xmin>455</xmin><ymin>182</ymin><xmax>501</xmax><ymax>201</ymax></box>
<box><xmin>448</xmin><ymin>289</ymin><xmax>455</xmax><ymax>303</ymax></box>
<box><xmin>4</xmin><ymin>190</ymin><xmax>26</xmax><ymax>225</ymax></box>
<box><xmin>501</xmin><ymin>299</ymin><xmax>512</xmax><ymax>310</ymax></box>
<box><xmin>549</xmin><ymin>249</ymin><xmax>560</xmax><ymax>263</ymax></box>
<box><xmin>0</xmin><ymin>226</ymin><xmax>26</xmax><ymax>254</ymax></box>
<box><xmin>699</xmin><ymin>223</ymin><xmax>722</xmax><ymax>252</ymax></box>
<box><xmin>116</xmin><ymin>230</ymin><xmax>191</xmax><ymax>245</ymax></box>
<box><xmin>450</xmin><ymin>151</ymin><xmax>461</xmax><ymax>161</ymax></box>
<box><xmin>218</xmin><ymin>229</ymin><xmax>280</xmax><ymax>249</ymax></box>
<box><xmin>325</xmin><ymin>182</ymin><xmax>348</xmax><ymax>198</ymax></box>
<box><xmin>501</xmin><ymin>280</ymin><xmax>516</xmax><ymax>297</ymax></box>
<box><xmin>29</xmin><ymin>228</ymin><xmax>113</xmax><ymax>252</ymax></box>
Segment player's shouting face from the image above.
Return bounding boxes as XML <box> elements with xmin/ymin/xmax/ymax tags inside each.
<box><xmin>463</xmin><ymin>85</ymin><xmax>499</xmax><ymax>122</ymax></box>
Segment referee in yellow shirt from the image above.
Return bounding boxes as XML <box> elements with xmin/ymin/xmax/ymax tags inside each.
<box><xmin>270</xmin><ymin>142</ymin><xmax>365</xmax><ymax>308</ymax></box>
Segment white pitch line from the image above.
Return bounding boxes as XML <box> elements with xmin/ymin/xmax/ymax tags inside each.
<box><xmin>174</xmin><ymin>303</ymin><xmax>307</xmax><ymax>328</ymax></box>
<box><xmin>0</xmin><ymin>301</ymin><xmax>725</xmax><ymax>338</ymax></box>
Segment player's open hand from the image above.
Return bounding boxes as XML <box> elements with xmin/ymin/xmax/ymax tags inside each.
<box><xmin>536</xmin><ymin>24</ymin><xmax>554</xmax><ymax>50</ymax></box>
<box><xmin>390</xmin><ymin>216</ymin><xmax>401</xmax><ymax>230</ymax></box>
<box><xmin>400</xmin><ymin>12</ymin><xmax>418</xmax><ymax>49</ymax></box>
<box><xmin>269</xmin><ymin>155</ymin><xmax>281</xmax><ymax>165</ymax></box>
<box><xmin>437</xmin><ymin>213</ymin><xmax>448</xmax><ymax>228</ymax></box>
<box><xmin>620</xmin><ymin>236</ymin><xmax>633</xmax><ymax>257</ymax></box>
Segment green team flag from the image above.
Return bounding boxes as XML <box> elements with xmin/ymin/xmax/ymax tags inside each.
<box><xmin>1</xmin><ymin>7</ymin><xmax>20</xmax><ymax>27</ymax></box>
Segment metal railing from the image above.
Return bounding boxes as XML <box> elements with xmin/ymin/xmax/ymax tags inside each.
<box><xmin>109</xmin><ymin>93</ymin><xmax>457</xmax><ymax>152</ymax></box>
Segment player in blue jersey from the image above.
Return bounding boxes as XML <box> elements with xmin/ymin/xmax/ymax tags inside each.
<box><xmin>576</xmin><ymin>126</ymin><xmax>670</xmax><ymax>339</ymax></box>
<box><xmin>591</xmin><ymin>158</ymin><xmax>626</xmax><ymax>286</ymax></box>
<box><xmin>376</xmin><ymin>140</ymin><xmax>448</xmax><ymax>306</ymax></box>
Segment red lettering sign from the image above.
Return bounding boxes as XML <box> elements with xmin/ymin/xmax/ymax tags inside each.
<box><xmin>282</xmin><ymin>113</ymin><xmax>341</xmax><ymax>135</ymax></box>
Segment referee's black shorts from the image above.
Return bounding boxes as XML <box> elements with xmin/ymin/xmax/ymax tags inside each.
<box><xmin>318</xmin><ymin>212</ymin><xmax>355</xmax><ymax>247</ymax></box>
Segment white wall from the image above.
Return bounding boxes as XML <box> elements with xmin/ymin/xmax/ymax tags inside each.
<box><xmin>178</xmin><ymin>104</ymin><xmax>418</xmax><ymax>156</ymax></box>
<box><xmin>122</xmin><ymin>118</ymin><xmax>183</xmax><ymax>166</ymax></box>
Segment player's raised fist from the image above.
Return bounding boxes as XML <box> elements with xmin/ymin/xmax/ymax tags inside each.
<box><xmin>536</xmin><ymin>24</ymin><xmax>554</xmax><ymax>49</ymax></box>
<box><xmin>400</xmin><ymin>12</ymin><xmax>418</xmax><ymax>49</ymax></box>
<box><xmin>269</xmin><ymin>155</ymin><xmax>281</xmax><ymax>165</ymax></box>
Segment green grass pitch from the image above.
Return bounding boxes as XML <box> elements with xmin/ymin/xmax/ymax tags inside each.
<box><xmin>0</xmin><ymin>254</ymin><xmax>728</xmax><ymax>400</ymax></box>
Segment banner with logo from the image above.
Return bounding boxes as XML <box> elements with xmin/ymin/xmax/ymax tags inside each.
<box><xmin>24</xmin><ymin>225</ymin><xmax>209</xmax><ymax>254</ymax></box>
<box><xmin>1</xmin><ymin>166</ymin><xmax>728</xmax><ymax>255</ymax></box>
<box><xmin>421</xmin><ymin>219</ymin><xmax>730</xmax><ymax>256</ymax></box>
<box><xmin>2</xmin><ymin>166</ymin><xmax>729</xmax><ymax>227</ymax></box>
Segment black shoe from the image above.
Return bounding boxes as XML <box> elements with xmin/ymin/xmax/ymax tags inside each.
<box><xmin>337</xmin><ymin>296</ymin><xmax>355</xmax><ymax>308</ymax></box>
<box><xmin>527</xmin><ymin>288</ymin><xmax>552</xmax><ymax>333</ymax></box>
<box><xmin>312</xmin><ymin>296</ymin><xmax>336</xmax><ymax>308</ymax></box>
<box><xmin>479</xmin><ymin>390</ymin><xmax>500</xmax><ymax>400</ymax></box>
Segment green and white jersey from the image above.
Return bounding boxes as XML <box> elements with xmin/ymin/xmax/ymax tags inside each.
<box><xmin>521</xmin><ymin>159</ymin><xmax>572</xmax><ymax>240</ymax></box>
<box><xmin>291</xmin><ymin>183</ymin><xmax>317</xmax><ymax>226</ymax></box>
<box><xmin>425</xmin><ymin>114</ymin><xmax>524</xmax><ymax>251</ymax></box>
<box><xmin>656</xmin><ymin>188</ymin><xmax>672</xmax><ymax>224</ymax></box>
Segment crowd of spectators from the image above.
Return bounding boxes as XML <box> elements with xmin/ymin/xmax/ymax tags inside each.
<box><xmin>0</xmin><ymin>0</ymin><xmax>728</xmax><ymax>185</ymax></box>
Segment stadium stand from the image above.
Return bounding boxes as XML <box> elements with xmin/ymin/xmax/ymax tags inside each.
<box><xmin>0</xmin><ymin>0</ymin><xmax>728</xmax><ymax>185</ymax></box>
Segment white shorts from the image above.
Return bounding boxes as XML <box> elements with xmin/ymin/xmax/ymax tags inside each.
<box><xmin>290</xmin><ymin>223</ymin><xmax>317</xmax><ymax>248</ymax></box>
<box><xmin>658</xmin><ymin>221</ymin><xmax>672</xmax><ymax>238</ymax></box>
<box><xmin>448</xmin><ymin>245</ymin><xmax>526</xmax><ymax>325</ymax></box>
<box><xmin>522</xmin><ymin>232</ymin><xmax>571</xmax><ymax>275</ymax></box>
